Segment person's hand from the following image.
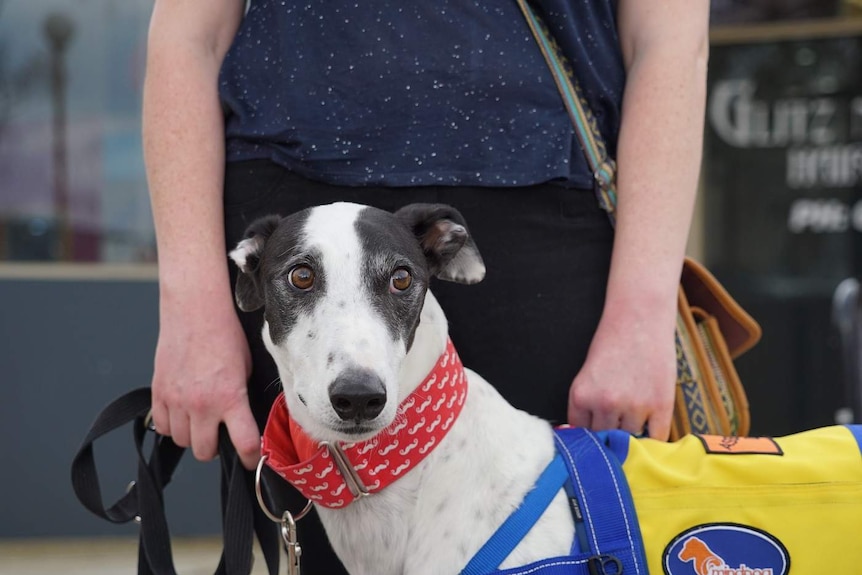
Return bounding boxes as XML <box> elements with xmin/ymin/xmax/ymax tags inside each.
<box><xmin>567</xmin><ymin>311</ymin><xmax>676</xmax><ymax>440</ymax></box>
<box><xmin>150</xmin><ymin>291</ymin><xmax>261</xmax><ymax>469</ymax></box>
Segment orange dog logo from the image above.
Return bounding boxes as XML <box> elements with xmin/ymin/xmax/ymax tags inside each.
<box><xmin>679</xmin><ymin>537</ymin><xmax>724</xmax><ymax>575</ymax></box>
<box><xmin>678</xmin><ymin>537</ymin><xmax>774</xmax><ymax>575</ymax></box>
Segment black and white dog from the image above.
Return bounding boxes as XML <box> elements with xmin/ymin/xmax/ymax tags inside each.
<box><xmin>228</xmin><ymin>202</ymin><xmax>862</xmax><ymax>575</ymax></box>
<box><xmin>229</xmin><ymin>202</ymin><xmax>574</xmax><ymax>575</ymax></box>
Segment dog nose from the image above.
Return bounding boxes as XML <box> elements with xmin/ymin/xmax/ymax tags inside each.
<box><xmin>329</xmin><ymin>369</ymin><xmax>387</xmax><ymax>422</ymax></box>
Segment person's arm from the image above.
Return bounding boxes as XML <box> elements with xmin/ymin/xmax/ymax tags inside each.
<box><xmin>143</xmin><ymin>0</ymin><xmax>260</xmax><ymax>468</ymax></box>
<box><xmin>567</xmin><ymin>0</ymin><xmax>709</xmax><ymax>440</ymax></box>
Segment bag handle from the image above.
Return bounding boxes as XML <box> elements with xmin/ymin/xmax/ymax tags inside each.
<box><xmin>70</xmin><ymin>388</ymin><xmax>281</xmax><ymax>575</ymax></box>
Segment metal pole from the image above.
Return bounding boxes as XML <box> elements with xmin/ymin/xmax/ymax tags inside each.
<box><xmin>44</xmin><ymin>13</ymin><xmax>73</xmax><ymax>261</ymax></box>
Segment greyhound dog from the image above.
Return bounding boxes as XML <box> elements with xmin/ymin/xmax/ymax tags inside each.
<box><xmin>228</xmin><ymin>201</ymin><xmax>862</xmax><ymax>575</ymax></box>
<box><xmin>229</xmin><ymin>202</ymin><xmax>575</xmax><ymax>575</ymax></box>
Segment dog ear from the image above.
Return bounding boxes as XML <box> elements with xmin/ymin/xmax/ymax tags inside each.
<box><xmin>228</xmin><ymin>215</ymin><xmax>282</xmax><ymax>311</ymax></box>
<box><xmin>394</xmin><ymin>204</ymin><xmax>486</xmax><ymax>284</ymax></box>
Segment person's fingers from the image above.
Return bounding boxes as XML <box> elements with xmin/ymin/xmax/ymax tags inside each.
<box><xmin>150</xmin><ymin>399</ymin><xmax>171</xmax><ymax>437</ymax></box>
<box><xmin>169</xmin><ymin>411</ymin><xmax>191</xmax><ymax>449</ymax></box>
<box><xmin>567</xmin><ymin>399</ymin><xmax>592</xmax><ymax>429</ymax></box>
<box><xmin>646</xmin><ymin>408</ymin><xmax>673</xmax><ymax>441</ymax></box>
<box><xmin>224</xmin><ymin>404</ymin><xmax>262</xmax><ymax>470</ymax></box>
<box><xmin>620</xmin><ymin>411</ymin><xmax>649</xmax><ymax>436</ymax></box>
<box><xmin>591</xmin><ymin>410</ymin><xmax>623</xmax><ymax>431</ymax></box>
<box><xmin>189</xmin><ymin>416</ymin><xmax>219</xmax><ymax>462</ymax></box>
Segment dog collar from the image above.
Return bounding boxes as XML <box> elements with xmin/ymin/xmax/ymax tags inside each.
<box><xmin>261</xmin><ymin>339</ymin><xmax>467</xmax><ymax>508</ymax></box>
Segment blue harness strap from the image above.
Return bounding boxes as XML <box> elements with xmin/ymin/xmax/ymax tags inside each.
<box><xmin>461</xmin><ymin>428</ymin><xmax>648</xmax><ymax>575</ymax></box>
<box><xmin>552</xmin><ymin>428</ymin><xmax>648</xmax><ymax>575</ymax></box>
<box><xmin>461</xmin><ymin>455</ymin><xmax>570</xmax><ymax>575</ymax></box>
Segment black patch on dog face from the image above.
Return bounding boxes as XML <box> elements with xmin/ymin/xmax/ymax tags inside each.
<box><xmin>355</xmin><ymin>207</ymin><xmax>430</xmax><ymax>350</ymax></box>
<box><xmin>253</xmin><ymin>209</ymin><xmax>329</xmax><ymax>346</ymax></box>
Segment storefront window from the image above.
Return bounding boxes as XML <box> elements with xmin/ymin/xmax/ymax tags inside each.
<box><xmin>0</xmin><ymin>0</ymin><xmax>153</xmax><ymax>263</ymax></box>
<box><xmin>704</xmin><ymin>2</ymin><xmax>862</xmax><ymax>434</ymax></box>
<box><xmin>705</xmin><ymin>15</ymin><xmax>862</xmax><ymax>282</ymax></box>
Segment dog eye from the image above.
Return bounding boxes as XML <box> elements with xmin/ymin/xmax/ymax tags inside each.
<box><xmin>288</xmin><ymin>265</ymin><xmax>315</xmax><ymax>290</ymax></box>
<box><xmin>390</xmin><ymin>268</ymin><xmax>412</xmax><ymax>292</ymax></box>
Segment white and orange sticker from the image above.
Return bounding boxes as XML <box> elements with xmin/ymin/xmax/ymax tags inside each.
<box><xmin>695</xmin><ymin>435</ymin><xmax>784</xmax><ymax>455</ymax></box>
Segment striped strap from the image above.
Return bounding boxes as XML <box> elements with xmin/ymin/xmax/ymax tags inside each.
<box><xmin>514</xmin><ymin>0</ymin><xmax>618</xmax><ymax>224</ymax></box>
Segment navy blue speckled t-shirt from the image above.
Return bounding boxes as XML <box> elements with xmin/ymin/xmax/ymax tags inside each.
<box><xmin>219</xmin><ymin>0</ymin><xmax>624</xmax><ymax>188</ymax></box>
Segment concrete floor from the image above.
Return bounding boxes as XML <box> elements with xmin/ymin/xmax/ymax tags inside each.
<box><xmin>0</xmin><ymin>537</ymin><xmax>272</xmax><ymax>575</ymax></box>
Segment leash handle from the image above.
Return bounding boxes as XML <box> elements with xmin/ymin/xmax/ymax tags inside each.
<box><xmin>70</xmin><ymin>388</ymin><xmax>182</xmax><ymax>575</ymax></box>
<box><xmin>70</xmin><ymin>387</ymin><xmax>281</xmax><ymax>575</ymax></box>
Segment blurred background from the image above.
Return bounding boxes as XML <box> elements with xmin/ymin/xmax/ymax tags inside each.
<box><xmin>2</xmin><ymin>0</ymin><xmax>862</xmax><ymax>572</ymax></box>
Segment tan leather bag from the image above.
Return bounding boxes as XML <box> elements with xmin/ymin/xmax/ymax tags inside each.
<box><xmin>673</xmin><ymin>259</ymin><xmax>761</xmax><ymax>439</ymax></box>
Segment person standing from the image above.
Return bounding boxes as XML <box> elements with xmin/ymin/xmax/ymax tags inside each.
<box><xmin>143</xmin><ymin>1</ymin><xmax>709</xmax><ymax>572</ymax></box>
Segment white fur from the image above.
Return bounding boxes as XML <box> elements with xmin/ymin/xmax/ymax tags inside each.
<box><xmin>229</xmin><ymin>236</ymin><xmax>263</xmax><ymax>272</ymax></box>
<box><xmin>317</xmin><ymin>294</ymin><xmax>574</xmax><ymax>575</ymax></box>
<box><xmin>255</xmin><ymin>204</ymin><xmax>574</xmax><ymax>574</ymax></box>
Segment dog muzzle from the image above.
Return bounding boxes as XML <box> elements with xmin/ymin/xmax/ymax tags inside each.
<box><xmin>261</xmin><ymin>338</ymin><xmax>467</xmax><ymax>508</ymax></box>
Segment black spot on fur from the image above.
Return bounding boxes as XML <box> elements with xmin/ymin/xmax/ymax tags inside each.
<box><xmin>355</xmin><ymin>207</ymin><xmax>431</xmax><ymax>349</ymax></box>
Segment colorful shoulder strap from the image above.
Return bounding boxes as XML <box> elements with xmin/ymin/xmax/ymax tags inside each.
<box><xmin>514</xmin><ymin>0</ymin><xmax>618</xmax><ymax>225</ymax></box>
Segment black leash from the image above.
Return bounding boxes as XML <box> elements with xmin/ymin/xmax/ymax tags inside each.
<box><xmin>70</xmin><ymin>387</ymin><xmax>281</xmax><ymax>575</ymax></box>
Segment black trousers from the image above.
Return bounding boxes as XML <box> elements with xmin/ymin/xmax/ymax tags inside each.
<box><xmin>223</xmin><ymin>160</ymin><xmax>613</xmax><ymax>574</ymax></box>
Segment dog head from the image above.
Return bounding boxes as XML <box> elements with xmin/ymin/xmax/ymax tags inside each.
<box><xmin>229</xmin><ymin>202</ymin><xmax>485</xmax><ymax>442</ymax></box>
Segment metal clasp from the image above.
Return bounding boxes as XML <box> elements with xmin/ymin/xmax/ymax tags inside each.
<box><xmin>319</xmin><ymin>441</ymin><xmax>370</xmax><ymax>499</ymax></box>
<box><xmin>281</xmin><ymin>509</ymin><xmax>302</xmax><ymax>575</ymax></box>
<box><xmin>255</xmin><ymin>456</ymin><xmax>313</xmax><ymax>575</ymax></box>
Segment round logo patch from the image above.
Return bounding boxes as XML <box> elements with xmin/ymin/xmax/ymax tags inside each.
<box><xmin>663</xmin><ymin>523</ymin><xmax>789</xmax><ymax>575</ymax></box>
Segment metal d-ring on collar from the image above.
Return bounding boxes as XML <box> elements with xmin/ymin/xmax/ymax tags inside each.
<box><xmin>252</xmin><ymin>443</ymin><xmax>369</xmax><ymax>575</ymax></box>
<box><xmin>255</xmin><ymin>456</ymin><xmax>313</xmax><ymax>575</ymax></box>
<box><xmin>319</xmin><ymin>441</ymin><xmax>371</xmax><ymax>499</ymax></box>
<box><xmin>254</xmin><ymin>455</ymin><xmax>313</xmax><ymax>523</ymax></box>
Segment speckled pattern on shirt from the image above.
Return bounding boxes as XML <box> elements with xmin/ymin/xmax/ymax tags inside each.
<box><xmin>219</xmin><ymin>0</ymin><xmax>624</xmax><ymax>188</ymax></box>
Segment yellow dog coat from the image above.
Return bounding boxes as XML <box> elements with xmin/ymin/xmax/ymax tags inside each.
<box><xmin>609</xmin><ymin>425</ymin><xmax>862</xmax><ymax>574</ymax></box>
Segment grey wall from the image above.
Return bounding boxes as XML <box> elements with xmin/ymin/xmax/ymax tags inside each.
<box><xmin>0</xmin><ymin>278</ymin><xmax>221</xmax><ymax>538</ymax></box>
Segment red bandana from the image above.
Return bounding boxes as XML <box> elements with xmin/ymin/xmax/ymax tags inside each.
<box><xmin>261</xmin><ymin>339</ymin><xmax>467</xmax><ymax>508</ymax></box>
